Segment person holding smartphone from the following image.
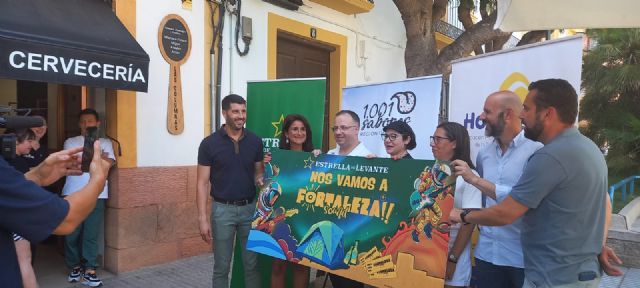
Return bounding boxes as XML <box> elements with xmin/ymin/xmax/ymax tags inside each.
<box><xmin>1</xmin><ymin>139</ymin><xmax>112</xmax><ymax>288</ymax></box>
<box><xmin>61</xmin><ymin>108</ymin><xmax>115</xmax><ymax>287</ymax></box>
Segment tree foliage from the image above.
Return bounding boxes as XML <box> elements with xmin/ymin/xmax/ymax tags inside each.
<box><xmin>393</xmin><ymin>0</ymin><xmax>546</xmax><ymax>77</ymax></box>
<box><xmin>581</xmin><ymin>29</ymin><xmax>640</xmax><ymax>174</ymax></box>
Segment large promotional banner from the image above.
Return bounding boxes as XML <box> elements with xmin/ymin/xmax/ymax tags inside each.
<box><xmin>449</xmin><ymin>36</ymin><xmax>583</xmax><ymax>161</ymax></box>
<box><xmin>237</xmin><ymin>78</ymin><xmax>326</xmax><ymax>287</ymax></box>
<box><xmin>342</xmin><ymin>76</ymin><xmax>443</xmax><ymax>160</ymax></box>
<box><xmin>247</xmin><ymin>149</ymin><xmax>456</xmax><ymax>287</ymax></box>
<box><xmin>246</xmin><ymin>78</ymin><xmax>326</xmax><ymax>152</ymax></box>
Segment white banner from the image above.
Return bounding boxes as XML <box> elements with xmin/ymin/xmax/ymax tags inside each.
<box><xmin>449</xmin><ymin>36</ymin><xmax>583</xmax><ymax>162</ymax></box>
<box><xmin>342</xmin><ymin>76</ymin><xmax>442</xmax><ymax>160</ymax></box>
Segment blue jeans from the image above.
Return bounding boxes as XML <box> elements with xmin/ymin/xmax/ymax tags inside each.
<box><xmin>473</xmin><ymin>257</ymin><xmax>524</xmax><ymax>288</ymax></box>
<box><xmin>64</xmin><ymin>199</ymin><xmax>105</xmax><ymax>269</ymax></box>
<box><xmin>211</xmin><ymin>199</ymin><xmax>260</xmax><ymax>288</ymax></box>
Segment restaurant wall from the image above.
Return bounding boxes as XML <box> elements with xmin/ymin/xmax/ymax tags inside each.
<box><xmin>132</xmin><ymin>0</ymin><xmax>407</xmax><ymax>167</ymax></box>
<box><xmin>218</xmin><ymin>0</ymin><xmax>407</xmax><ymax>117</ymax></box>
<box><xmin>104</xmin><ymin>0</ymin><xmax>210</xmax><ymax>273</ymax></box>
<box><xmin>105</xmin><ymin>0</ymin><xmax>409</xmax><ymax>272</ymax></box>
<box><xmin>135</xmin><ymin>0</ymin><xmax>206</xmax><ymax>167</ymax></box>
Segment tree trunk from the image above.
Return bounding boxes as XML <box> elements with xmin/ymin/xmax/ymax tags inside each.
<box><xmin>395</xmin><ymin>0</ymin><xmax>542</xmax><ymax>77</ymax></box>
<box><xmin>436</xmin><ymin>13</ymin><xmax>510</xmax><ymax>75</ymax></box>
<box><xmin>517</xmin><ymin>30</ymin><xmax>547</xmax><ymax>46</ymax></box>
<box><xmin>458</xmin><ymin>2</ymin><xmax>484</xmax><ymax>55</ymax></box>
<box><xmin>487</xmin><ymin>33</ymin><xmax>511</xmax><ymax>52</ymax></box>
<box><xmin>394</xmin><ymin>0</ymin><xmax>440</xmax><ymax>77</ymax></box>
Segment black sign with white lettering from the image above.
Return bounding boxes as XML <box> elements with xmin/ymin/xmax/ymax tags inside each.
<box><xmin>0</xmin><ymin>37</ymin><xmax>149</xmax><ymax>92</ymax></box>
<box><xmin>161</xmin><ymin>19</ymin><xmax>190</xmax><ymax>62</ymax></box>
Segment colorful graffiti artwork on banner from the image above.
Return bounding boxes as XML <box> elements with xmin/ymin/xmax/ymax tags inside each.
<box><xmin>247</xmin><ymin>149</ymin><xmax>456</xmax><ymax>287</ymax></box>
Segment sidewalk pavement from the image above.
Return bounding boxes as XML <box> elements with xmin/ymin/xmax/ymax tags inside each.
<box><xmin>600</xmin><ymin>267</ymin><xmax>640</xmax><ymax>288</ymax></box>
<box><xmin>56</xmin><ymin>253</ymin><xmax>639</xmax><ymax>288</ymax></box>
<box><xmin>68</xmin><ymin>254</ymin><xmax>212</xmax><ymax>288</ymax></box>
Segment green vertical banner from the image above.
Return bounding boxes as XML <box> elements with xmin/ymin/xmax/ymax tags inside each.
<box><xmin>230</xmin><ymin>78</ymin><xmax>326</xmax><ymax>288</ymax></box>
<box><xmin>246</xmin><ymin>78</ymin><xmax>327</xmax><ymax>151</ymax></box>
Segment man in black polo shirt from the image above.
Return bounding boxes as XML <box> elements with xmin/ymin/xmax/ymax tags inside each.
<box><xmin>197</xmin><ymin>94</ymin><xmax>264</xmax><ymax>288</ymax></box>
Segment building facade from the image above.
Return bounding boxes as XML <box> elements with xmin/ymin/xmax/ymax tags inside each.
<box><xmin>1</xmin><ymin>0</ymin><xmax>462</xmax><ymax>273</ymax></box>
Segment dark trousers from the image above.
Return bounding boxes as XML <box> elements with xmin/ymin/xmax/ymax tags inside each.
<box><xmin>64</xmin><ymin>199</ymin><xmax>105</xmax><ymax>269</ymax></box>
<box><xmin>473</xmin><ymin>258</ymin><xmax>524</xmax><ymax>288</ymax></box>
<box><xmin>329</xmin><ymin>274</ymin><xmax>364</xmax><ymax>288</ymax></box>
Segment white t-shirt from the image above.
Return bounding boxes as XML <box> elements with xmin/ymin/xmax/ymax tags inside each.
<box><xmin>327</xmin><ymin>142</ymin><xmax>371</xmax><ymax>157</ymax></box>
<box><xmin>61</xmin><ymin>136</ymin><xmax>115</xmax><ymax>199</ymax></box>
<box><xmin>446</xmin><ymin>171</ymin><xmax>483</xmax><ymax>286</ymax></box>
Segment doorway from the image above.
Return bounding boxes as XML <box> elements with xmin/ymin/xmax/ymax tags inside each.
<box><xmin>276</xmin><ymin>32</ymin><xmax>334</xmax><ymax>150</ymax></box>
<box><xmin>268</xmin><ymin>13</ymin><xmax>348</xmax><ymax>150</ymax></box>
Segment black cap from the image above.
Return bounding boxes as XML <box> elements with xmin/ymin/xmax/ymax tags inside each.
<box><xmin>383</xmin><ymin>120</ymin><xmax>416</xmax><ymax>150</ymax></box>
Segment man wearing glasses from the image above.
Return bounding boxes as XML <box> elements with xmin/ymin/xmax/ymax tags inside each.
<box><xmin>327</xmin><ymin>110</ymin><xmax>372</xmax><ymax>157</ymax></box>
<box><xmin>326</xmin><ymin>110</ymin><xmax>369</xmax><ymax>288</ymax></box>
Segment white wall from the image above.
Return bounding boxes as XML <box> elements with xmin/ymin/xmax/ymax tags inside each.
<box><xmin>221</xmin><ymin>0</ymin><xmax>407</xmax><ymax>98</ymax></box>
<box><xmin>136</xmin><ymin>0</ymin><xmax>206</xmax><ymax>166</ymax></box>
<box><xmin>134</xmin><ymin>0</ymin><xmax>407</xmax><ymax>167</ymax></box>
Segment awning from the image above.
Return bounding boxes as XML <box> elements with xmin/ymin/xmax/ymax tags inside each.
<box><xmin>495</xmin><ymin>0</ymin><xmax>640</xmax><ymax>32</ymax></box>
<box><xmin>0</xmin><ymin>0</ymin><xmax>149</xmax><ymax>92</ymax></box>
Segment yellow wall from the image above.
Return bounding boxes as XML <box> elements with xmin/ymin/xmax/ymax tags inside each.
<box><xmin>436</xmin><ymin>32</ymin><xmax>454</xmax><ymax>50</ymax></box>
<box><xmin>267</xmin><ymin>13</ymin><xmax>347</xmax><ymax>146</ymax></box>
<box><xmin>203</xmin><ymin>1</ymin><xmax>216</xmax><ymax>135</ymax></box>
<box><xmin>111</xmin><ymin>0</ymin><xmax>137</xmax><ymax>168</ymax></box>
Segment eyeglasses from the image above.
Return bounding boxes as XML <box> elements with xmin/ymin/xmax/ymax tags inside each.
<box><xmin>331</xmin><ymin>125</ymin><xmax>357</xmax><ymax>132</ymax></box>
<box><xmin>430</xmin><ymin>136</ymin><xmax>451</xmax><ymax>145</ymax></box>
<box><xmin>381</xmin><ymin>133</ymin><xmax>400</xmax><ymax>141</ymax></box>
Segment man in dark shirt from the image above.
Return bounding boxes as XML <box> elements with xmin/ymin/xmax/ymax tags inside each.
<box><xmin>197</xmin><ymin>94</ymin><xmax>264</xmax><ymax>288</ymax></box>
<box><xmin>0</xmin><ymin>140</ymin><xmax>111</xmax><ymax>287</ymax></box>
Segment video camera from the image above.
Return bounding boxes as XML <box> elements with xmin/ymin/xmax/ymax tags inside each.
<box><xmin>1</xmin><ymin>106</ymin><xmax>44</xmax><ymax>160</ymax></box>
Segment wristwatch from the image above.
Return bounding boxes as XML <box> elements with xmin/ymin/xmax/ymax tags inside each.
<box><xmin>448</xmin><ymin>253</ymin><xmax>458</xmax><ymax>263</ymax></box>
<box><xmin>460</xmin><ymin>209</ymin><xmax>472</xmax><ymax>225</ymax></box>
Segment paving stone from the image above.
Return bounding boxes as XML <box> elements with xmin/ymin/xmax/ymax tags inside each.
<box><xmin>57</xmin><ymin>253</ymin><xmax>640</xmax><ymax>288</ymax></box>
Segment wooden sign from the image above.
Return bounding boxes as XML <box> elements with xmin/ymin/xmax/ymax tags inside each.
<box><xmin>158</xmin><ymin>14</ymin><xmax>191</xmax><ymax>135</ymax></box>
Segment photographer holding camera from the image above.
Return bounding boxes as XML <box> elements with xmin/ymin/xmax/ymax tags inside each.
<box><xmin>0</xmin><ymin>139</ymin><xmax>112</xmax><ymax>288</ymax></box>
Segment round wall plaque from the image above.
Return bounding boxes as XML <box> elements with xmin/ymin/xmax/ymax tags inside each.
<box><xmin>158</xmin><ymin>14</ymin><xmax>191</xmax><ymax>135</ymax></box>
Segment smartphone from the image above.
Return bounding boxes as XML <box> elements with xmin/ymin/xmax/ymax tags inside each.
<box><xmin>81</xmin><ymin>127</ymin><xmax>98</xmax><ymax>173</ymax></box>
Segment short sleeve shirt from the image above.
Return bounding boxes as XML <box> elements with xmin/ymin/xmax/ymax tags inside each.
<box><xmin>327</xmin><ymin>142</ymin><xmax>371</xmax><ymax>157</ymax></box>
<box><xmin>450</xmin><ymin>171</ymin><xmax>483</xmax><ymax>237</ymax></box>
<box><xmin>62</xmin><ymin>136</ymin><xmax>115</xmax><ymax>199</ymax></box>
<box><xmin>510</xmin><ymin>128</ymin><xmax>606</xmax><ymax>286</ymax></box>
<box><xmin>0</xmin><ymin>157</ymin><xmax>69</xmax><ymax>287</ymax></box>
<box><xmin>197</xmin><ymin>127</ymin><xmax>263</xmax><ymax>200</ymax></box>
<box><xmin>453</xmin><ymin>171</ymin><xmax>483</xmax><ymax>210</ymax></box>
<box><xmin>22</xmin><ymin>145</ymin><xmax>49</xmax><ymax>169</ymax></box>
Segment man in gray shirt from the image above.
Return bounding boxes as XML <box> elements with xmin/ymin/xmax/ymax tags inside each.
<box><xmin>452</xmin><ymin>90</ymin><xmax>542</xmax><ymax>288</ymax></box>
<box><xmin>450</xmin><ymin>79</ymin><xmax>622</xmax><ymax>287</ymax></box>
